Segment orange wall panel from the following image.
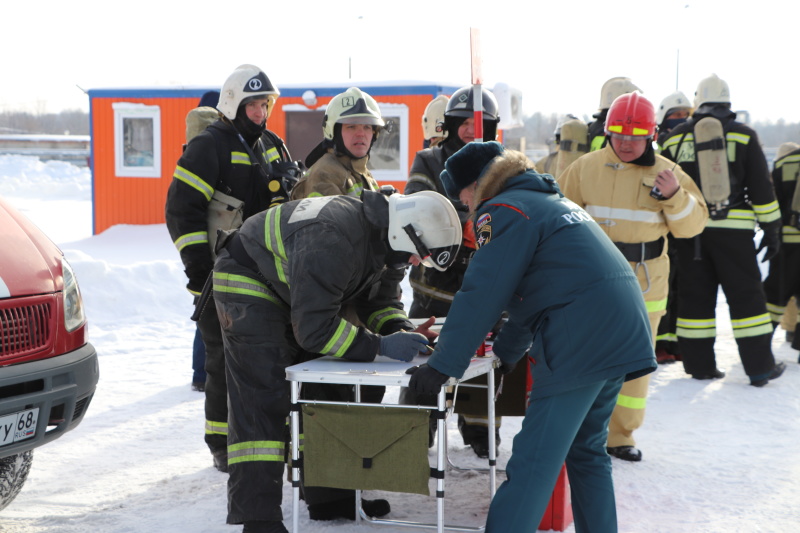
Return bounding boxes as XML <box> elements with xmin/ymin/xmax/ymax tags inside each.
<box><xmin>91</xmin><ymin>97</ymin><xmax>196</xmax><ymax>234</ymax></box>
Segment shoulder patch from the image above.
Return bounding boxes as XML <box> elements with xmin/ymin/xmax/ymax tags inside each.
<box><xmin>476</xmin><ymin>213</ymin><xmax>492</xmax><ymax>229</ymax></box>
<box><xmin>476</xmin><ymin>224</ymin><xmax>492</xmax><ymax>248</ymax></box>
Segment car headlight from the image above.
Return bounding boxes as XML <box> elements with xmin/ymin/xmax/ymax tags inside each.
<box><xmin>62</xmin><ymin>258</ymin><xmax>86</xmax><ymax>332</ymax></box>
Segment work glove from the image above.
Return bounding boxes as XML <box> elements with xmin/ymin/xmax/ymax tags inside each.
<box><xmin>379</xmin><ymin>331</ymin><xmax>431</xmax><ymax>362</ymax></box>
<box><xmin>406</xmin><ymin>364</ymin><xmax>451</xmax><ymax>395</ymax></box>
<box><xmin>412</xmin><ymin>316</ymin><xmax>439</xmax><ymax>343</ymax></box>
<box><xmin>757</xmin><ymin>224</ymin><xmax>781</xmax><ymax>263</ymax></box>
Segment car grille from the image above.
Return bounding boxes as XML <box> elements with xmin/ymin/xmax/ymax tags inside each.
<box><xmin>0</xmin><ymin>300</ymin><xmax>53</xmax><ymax>360</ymax></box>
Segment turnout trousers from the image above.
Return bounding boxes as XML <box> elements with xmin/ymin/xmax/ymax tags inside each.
<box><xmin>485</xmin><ymin>375</ymin><xmax>625</xmax><ymax>533</ymax></box>
<box><xmin>675</xmin><ymin>229</ymin><xmax>776</xmax><ymax>378</ymax></box>
<box><xmin>213</xmin><ymin>251</ymin><xmax>364</xmax><ymax>524</ymax></box>
<box><xmin>607</xmin><ymin>255</ymin><xmax>664</xmax><ymax>448</ymax></box>
<box><xmin>764</xmin><ymin>242</ymin><xmax>800</xmax><ymax>329</ymax></box>
<box><xmin>196</xmin><ymin>295</ymin><xmax>228</xmax><ymax>455</ymax></box>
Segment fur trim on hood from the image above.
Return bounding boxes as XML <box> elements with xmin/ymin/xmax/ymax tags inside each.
<box><xmin>473</xmin><ymin>150</ymin><xmax>535</xmax><ymax>208</ymax></box>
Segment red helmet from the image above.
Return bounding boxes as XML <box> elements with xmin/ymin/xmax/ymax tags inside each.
<box><xmin>604</xmin><ymin>91</ymin><xmax>657</xmax><ymax>138</ymax></box>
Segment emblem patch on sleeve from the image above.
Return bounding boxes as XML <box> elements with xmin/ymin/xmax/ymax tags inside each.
<box><xmin>475</xmin><ymin>212</ymin><xmax>492</xmax><ymax>248</ymax></box>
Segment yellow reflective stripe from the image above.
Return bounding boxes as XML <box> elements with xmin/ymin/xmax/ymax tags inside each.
<box><xmin>174</xmin><ymin>166</ymin><xmax>214</xmax><ymax>201</ymax></box>
<box><xmin>228</xmin><ymin>440</ymin><xmax>285</xmax><ymax>464</ymax></box>
<box><xmin>616</xmin><ymin>394</ymin><xmax>646</xmax><ymax>410</ymax></box>
<box><xmin>590</xmin><ymin>135</ymin><xmax>605</xmax><ymax>152</ymax></box>
<box><xmin>346</xmin><ymin>183</ymin><xmax>365</xmax><ymax>197</ymax></box>
<box><xmin>231</xmin><ymin>151</ymin><xmax>251</xmax><ymax>165</ymax></box>
<box><xmin>264</xmin><ymin>206</ymin><xmax>288</xmax><ymax>284</ymax></box>
<box><xmin>731</xmin><ymin>313</ymin><xmax>773</xmax><ymax>338</ymax></box>
<box><xmin>655</xmin><ymin>332</ymin><xmax>678</xmax><ymax>343</ymax></box>
<box><xmin>213</xmin><ymin>272</ymin><xmax>286</xmax><ymax>308</ymax></box>
<box><xmin>408</xmin><ymin>174</ymin><xmax>437</xmax><ymax>190</ymax></box>
<box><xmin>665</xmin><ymin>194</ymin><xmax>699</xmax><ymax>222</ymax></box>
<box><xmin>307</xmin><ymin>191</ymin><xmax>325</xmax><ymax>198</ymax></box>
<box><xmin>776</xmin><ymin>153</ymin><xmax>800</xmax><ymax>169</ymax></box>
<box><xmin>677</xmin><ymin>317</ymin><xmax>716</xmax><ymax>339</ymax></box>
<box><xmin>752</xmin><ymin>200</ymin><xmax>781</xmax><ymax>224</ymax></box>
<box><xmin>726</xmin><ymin>132</ymin><xmax>750</xmax><ymax>145</ymax></box>
<box><xmin>321</xmin><ymin>318</ymin><xmax>358</xmax><ymax>357</ymax></box>
<box><xmin>585</xmin><ymin>205</ymin><xmax>664</xmax><ymax>224</ymax></box>
<box><xmin>767</xmin><ymin>302</ymin><xmax>784</xmax><ymax>322</ymax></box>
<box><xmin>368</xmin><ymin>307</ymin><xmax>409</xmax><ymax>332</ymax></box>
<box><xmin>409</xmin><ymin>278</ymin><xmax>455</xmax><ymax>302</ymax></box>
<box><xmin>705</xmin><ymin>209</ymin><xmax>756</xmax><ymax>230</ymax></box>
<box><xmin>783</xmin><ymin>226</ymin><xmax>800</xmax><ymax>244</ymax></box>
<box><xmin>174</xmin><ymin>231</ymin><xmax>209</xmax><ymax>252</ymax></box>
<box><xmin>205</xmin><ymin>419</ymin><xmax>228</xmax><ymax>436</ymax></box>
<box><xmin>265</xmin><ymin>147</ymin><xmax>280</xmax><ymax>163</ymax></box>
<box><xmin>645</xmin><ymin>298</ymin><xmax>668</xmax><ymax>313</ymax></box>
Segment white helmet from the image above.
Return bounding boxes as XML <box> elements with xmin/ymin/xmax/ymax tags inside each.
<box><xmin>777</xmin><ymin>142</ymin><xmax>800</xmax><ymax>161</ymax></box>
<box><xmin>422</xmin><ymin>95</ymin><xmax>449</xmax><ymax>141</ymax></box>
<box><xmin>387</xmin><ymin>191</ymin><xmax>462</xmax><ymax>272</ymax></box>
<box><xmin>694</xmin><ymin>74</ymin><xmax>731</xmax><ymax>108</ymax></box>
<box><xmin>323</xmin><ymin>87</ymin><xmax>384</xmax><ymax>140</ymax></box>
<box><xmin>656</xmin><ymin>90</ymin><xmax>692</xmax><ymax>124</ymax></box>
<box><xmin>598</xmin><ymin>77</ymin><xmax>641</xmax><ymax>110</ymax></box>
<box><xmin>217</xmin><ymin>64</ymin><xmax>280</xmax><ymax>120</ymax></box>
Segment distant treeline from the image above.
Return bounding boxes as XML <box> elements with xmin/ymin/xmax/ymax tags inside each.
<box><xmin>0</xmin><ymin>110</ymin><xmax>90</xmax><ymax>136</ymax></box>
<box><xmin>2</xmin><ymin>109</ymin><xmax>798</xmax><ymax>151</ymax></box>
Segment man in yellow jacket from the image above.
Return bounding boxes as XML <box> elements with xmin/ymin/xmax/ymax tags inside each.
<box><xmin>559</xmin><ymin>92</ymin><xmax>708</xmax><ymax>462</ymax></box>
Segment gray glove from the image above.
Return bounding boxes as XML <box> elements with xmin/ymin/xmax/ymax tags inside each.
<box><xmin>379</xmin><ymin>331</ymin><xmax>431</xmax><ymax>362</ymax></box>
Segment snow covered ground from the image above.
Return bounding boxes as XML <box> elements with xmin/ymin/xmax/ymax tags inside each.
<box><xmin>1</xmin><ymin>155</ymin><xmax>798</xmax><ymax>533</ymax></box>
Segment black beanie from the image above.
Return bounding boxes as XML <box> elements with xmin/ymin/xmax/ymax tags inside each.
<box><xmin>440</xmin><ymin>141</ymin><xmax>505</xmax><ymax>198</ymax></box>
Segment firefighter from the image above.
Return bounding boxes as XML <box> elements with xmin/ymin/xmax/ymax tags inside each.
<box><xmin>212</xmin><ymin>190</ymin><xmax>461</xmax><ymax>533</ymax></box>
<box><xmin>661</xmin><ymin>73</ymin><xmax>786</xmax><ymax>387</ymax></box>
<box><xmin>587</xmin><ymin>76</ymin><xmax>641</xmax><ymax>152</ymax></box>
<box><xmin>763</xmin><ymin>141</ymin><xmax>800</xmax><ymax>357</ymax></box>
<box><xmin>534</xmin><ymin>114</ymin><xmax>581</xmax><ymax>178</ymax></box>
<box><xmin>403</xmin><ymin>85</ymin><xmax>504</xmax><ymax>458</ymax></box>
<box><xmin>559</xmin><ymin>92</ymin><xmax>708</xmax><ymax>462</ymax></box>
<box><xmin>656</xmin><ymin>90</ymin><xmax>692</xmax><ymax>148</ymax></box>
<box><xmin>422</xmin><ymin>94</ymin><xmax>449</xmax><ymax>148</ymax></box>
<box><xmin>653</xmin><ymin>90</ymin><xmax>693</xmax><ymax>364</ymax></box>
<box><xmin>291</xmin><ymin>87</ymin><xmax>383</xmax><ymax>200</ymax></box>
<box><xmin>165</xmin><ymin>64</ymin><xmax>299</xmax><ymax>473</ymax></box>
<box><xmin>407</xmin><ymin>141</ymin><xmax>656</xmax><ymax>533</ymax></box>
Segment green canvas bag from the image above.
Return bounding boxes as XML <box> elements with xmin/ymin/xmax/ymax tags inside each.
<box><xmin>302</xmin><ymin>404</ymin><xmax>430</xmax><ymax>495</ymax></box>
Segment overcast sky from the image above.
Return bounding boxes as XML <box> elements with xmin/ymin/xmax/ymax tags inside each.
<box><xmin>4</xmin><ymin>0</ymin><xmax>799</xmax><ymax>124</ymax></box>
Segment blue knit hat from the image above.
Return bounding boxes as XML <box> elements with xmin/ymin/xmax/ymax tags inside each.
<box><xmin>440</xmin><ymin>141</ymin><xmax>505</xmax><ymax>198</ymax></box>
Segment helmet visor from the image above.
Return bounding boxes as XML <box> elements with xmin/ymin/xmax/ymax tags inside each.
<box><xmin>608</xmin><ymin>132</ymin><xmax>652</xmax><ymax>142</ymax></box>
<box><xmin>403</xmin><ymin>224</ymin><xmax>459</xmax><ymax>272</ymax></box>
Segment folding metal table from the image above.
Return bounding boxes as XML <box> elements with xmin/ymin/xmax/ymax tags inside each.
<box><xmin>286</xmin><ymin>354</ymin><xmax>498</xmax><ymax>533</ymax></box>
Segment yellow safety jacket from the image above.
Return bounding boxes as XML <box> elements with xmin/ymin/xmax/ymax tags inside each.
<box><xmin>558</xmin><ymin>146</ymin><xmax>708</xmax><ymax>310</ymax></box>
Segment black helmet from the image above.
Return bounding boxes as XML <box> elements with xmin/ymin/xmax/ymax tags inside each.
<box><xmin>445</xmin><ymin>86</ymin><xmax>500</xmax><ymax>121</ymax></box>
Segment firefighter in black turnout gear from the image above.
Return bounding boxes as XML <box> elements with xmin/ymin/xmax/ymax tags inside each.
<box><xmin>403</xmin><ymin>86</ymin><xmax>504</xmax><ymax>458</ymax></box>
<box><xmin>212</xmin><ymin>191</ymin><xmax>461</xmax><ymax>532</ymax></box>
<box><xmin>165</xmin><ymin>64</ymin><xmax>300</xmax><ymax>473</ymax></box>
<box><xmin>661</xmin><ymin>74</ymin><xmax>786</xmax><ymax>386</ymax></box>
<box><xmin>763</xmin><ymin>142</ymin><xmax>800</xmax><ymax>357</ymax></box>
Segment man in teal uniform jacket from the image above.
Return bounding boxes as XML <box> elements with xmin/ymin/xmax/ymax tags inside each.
<box><xmin>407</xmin><ymin>141</ymin><xmax>657</xmax><ymax>533</ymax></box>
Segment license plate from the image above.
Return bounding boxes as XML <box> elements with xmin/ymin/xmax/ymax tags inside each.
<box><xmin>0</xmin><ymin>408</ymin><xmax>39</xmax><ymax>447</ymax></box>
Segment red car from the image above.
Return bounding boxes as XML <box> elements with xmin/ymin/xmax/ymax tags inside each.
<box><xmin>0</xmin><ymin>196</ymin><xmax>99</xmax><ymax>511</ymax></box>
